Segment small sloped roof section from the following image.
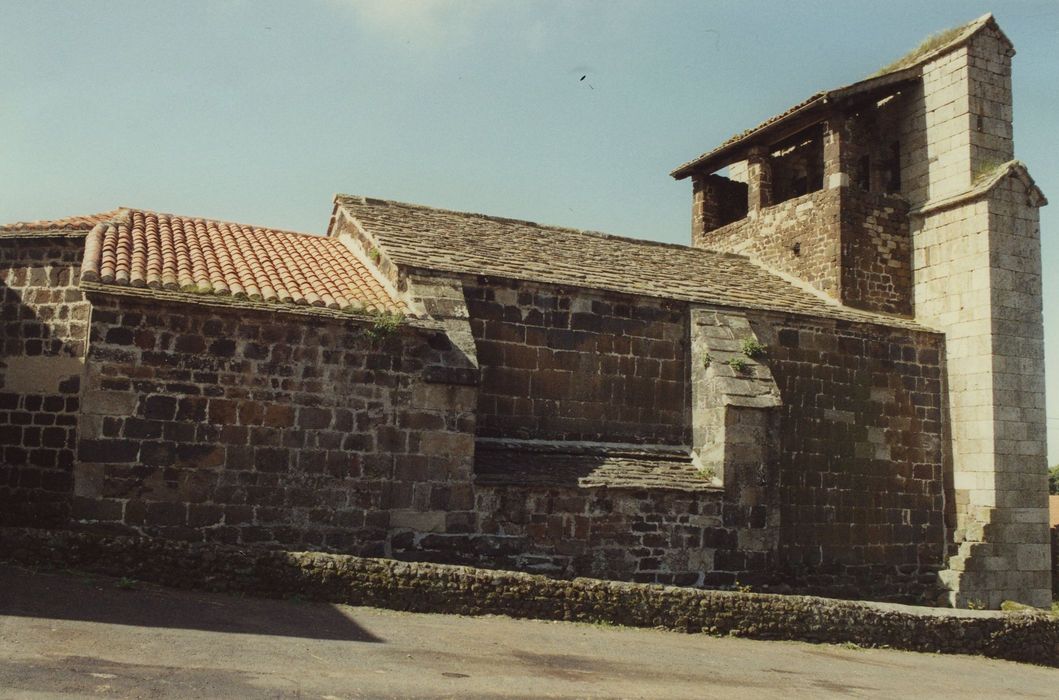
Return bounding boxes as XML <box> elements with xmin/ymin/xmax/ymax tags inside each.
<box><xmin>912</xmin><ymin>160</ymin><xmax>1048</xmax><ymax>215</ymax></box>
<box><xmin>671</xmin><ymin>14</ymin><xmax>1006</xmax><ymax>180</ymax></box>
<box><xmin>335</xmin><ymin>195</ymin><xmax>929</xmax><ymax>330</ymax></box>
<box><xmin>474</xmin><ymin>440</ymin><xmax>717</xmax><ymax>492</ymax></box>
<box><xmin>0</xmin><ymin>209</ymin><xmax>125</xmax><ymax>236</ymax></box>
<box><xmin>80</xmin><ymin>208</ymin><xmax>403</xmax><ymax>314</ymax></box>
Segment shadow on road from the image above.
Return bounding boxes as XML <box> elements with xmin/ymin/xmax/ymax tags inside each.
<box><xmin>0</xmin><ymin>564</ymin><xmax>383</xmax><ymax>643</ymax></box>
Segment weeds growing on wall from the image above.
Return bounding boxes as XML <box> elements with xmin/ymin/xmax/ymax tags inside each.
<box><xmin>726</xmin><ymin>357</ymin><xmax>749</xmax><ymax>373</ymax></box>
<box><xmin>365</xmin><ymin>311</ymin><xmax>404</xmax><ymax>341</ymax></box>
<box><xmin>741</xmin><ymin>338</ymin><xmax>767</xmax><ymax>358</ymax></box>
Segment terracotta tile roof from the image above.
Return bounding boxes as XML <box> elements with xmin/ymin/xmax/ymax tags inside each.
<box><xmin>0</xmin><ymin>209</ymin><xmax>124</xmax><ymax>234</ymax></box>
<box><xmin>335</xmin><ymin>196</ymin><xmax>931</xmax><ymax>331</ymax></box>
<box><xmin>81</xmin><ymin>209</ymin><xmax>403</xmax><ymax>315</ymax></box>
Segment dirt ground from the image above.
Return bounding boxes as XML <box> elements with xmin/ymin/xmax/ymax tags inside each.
<box><xmin>1</xmin><ymin>563</ymin><xmax>1057</xmax><ymax>699</ymax></box>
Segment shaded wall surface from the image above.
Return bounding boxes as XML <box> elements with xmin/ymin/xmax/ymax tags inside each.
<box><xmin>466</xmin><ymin>278</ymin><xmax>689</xmax><ymax>445</ymax></box>
<box><xmin>756</xmin><ymin>311</ymin><xmax>946</xmax><ymax>599</ymax></box>
<box><xmin>0</xmin><ymin>238</ymin><xmax>89</xmax><ymax>527</ymax></box>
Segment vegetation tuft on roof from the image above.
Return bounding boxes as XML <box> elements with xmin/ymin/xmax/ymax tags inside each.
<box><xmin>870</xmin><ymin>24</ymin><xmax>966</xmax><ymax>77</ymax></box>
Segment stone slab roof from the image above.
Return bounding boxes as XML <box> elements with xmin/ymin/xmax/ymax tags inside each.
<box><xmin>79</xmin><ymin>208</ymin><xmax>404</xmax><ymax>314</ymax></box>
<box><xmin>670</xmin><ymin>14</ymin><xmax>1002</xmax><ymax>179</ymax></box>
<box><xmin>0</xmin><ymin>209</ymin><xmax>124</xmax><ymax>236</ymax></box>
<box><xmin>336</xmin><ymin>195</ymin><xmax>930</xmax><ymax>330</ymax></box>
<box><xmin>473</xmin><ymin>439</ymin><xmax>717</xmax><ymax>493</ymax></box>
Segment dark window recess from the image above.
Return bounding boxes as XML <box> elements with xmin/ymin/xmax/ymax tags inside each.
<box><xmin>810</xmin><ymin>165</ymin><xmax>823</xmax><ymax>193</ymax></box>
<box><xmin>855</xmin><ymin>155</ymin><xmax>871</xmax><ymax>190</ymax></box>
<box><xmin>885</xmin><ymin>141</ymin><xmax>901</xmax><ymax>193</ymax></box>
<box><xmin>769</xmin><ymin>124</ymin><xmax>824</xmax><ymax>206</ymax></box>
<box><xmin>791</xmin><ymin>161</ymin><xmax>809</xmax><ymax>198</ymax></box>
<box><xmin>719</xmin><ymin>180</ymin><xmax>749</xmax><ymax>225</ymax></box>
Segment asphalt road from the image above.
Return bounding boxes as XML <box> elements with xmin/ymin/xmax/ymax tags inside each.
<box><xmin>0</xmin><ymin>563</ymin><xmax>1056</xmax><ymax>699</ymax></box>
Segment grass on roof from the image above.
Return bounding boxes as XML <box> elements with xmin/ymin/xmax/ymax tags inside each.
<box><xmin>972</xmin><ymin>157</ymin><xmax>1008</xmax><ymax>185</ymax></box>
<box><xmin>870</xmin><ymin>24</ymin><xmax>967</xmax><ymax>77</ymax></box>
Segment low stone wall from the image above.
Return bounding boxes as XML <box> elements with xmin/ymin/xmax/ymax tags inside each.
<box><xmin>2</xmin><ymin>527</ymin><xmax>1056</xmax><ymax>667</ymax></box>
<box><xmin>465</xmin><ymin>483</ymin><xmax>749</xmax><ymax>587</ymax></box>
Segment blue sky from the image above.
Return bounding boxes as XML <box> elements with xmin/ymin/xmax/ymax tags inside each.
<box><xmin>3</xmin><ymin>1</ymin><xmax>1058</xmax><ymax>461</ymax></box>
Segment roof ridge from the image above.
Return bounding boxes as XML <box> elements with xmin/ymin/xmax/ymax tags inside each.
<box><xmin>0</xmin><ymin>207</ymin><xmax>126</xmax><ymax>232</ymax></box>
<box><xmin>115</xmin><ymin>207</ymin><xmax>324</xmax><ymax>239</ymax></box>
<box><xmin>333</xmin><ymin>194</ymin><xmax>748</xmax><ymax>259</ymax></box>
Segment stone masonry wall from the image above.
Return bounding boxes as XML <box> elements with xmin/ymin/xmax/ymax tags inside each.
<box><xmin>911</xmin><ymin>173</ymin><xmax>1049</xmax><ymax>608</ymax></box>
<box><xmin>431</xmin><ymin>282</ymin><xmax>946</xmax><ymax>602</ymax></box>
<box><xmin>71</xmin><ymin>293</ymin><xmax>477</xmax><ymax>555</ymax></box>
<box><xmin>913</xmin><ymin>199</ymin><xmax>996</xmax><ymax>591</ymax></box>
<box><xmin>840</xmin><ymin>190</ymin><xmax>912</xmax><ymax>315</ymax></box>
<box><xmin>697</xmin><ymin>188</ymin><xmax>913</xmax><ymax>316</ymax></box>
<box><xmin>985</xmin><ymin>174</ymin><xmax>1048</xmax><ymax>540</ymax></box>
<box><xmin>1</xmin><ymin>240</ymin><xmax>953</xmax><ymax>604</ymax></box>
<box><xmin>898</xmin><ymin>24</ymin><xmax>1049</xmax><ymax>608</ymax></box>
<box><xmin>691</xmin><ymin>173</ymin><xmax>748</xmax><ymax>235</ymax></box>
<box><xmin>899</xmin><ymin>27</ymin><xmax>1014</xmax><ymax>209</ymax></box>
<box><xmin>466</xmin><ymin>278</ymin><xmax>689</xmax><ymax>445</ymax></box>
<box><xmin>0</xmin><ymin>237</ymin><xmax>89</xmax><ymax>527</ymax></box>
<box><xmin>468</xmin><ymin>484</ymin><xmax>768</xmax><ymax>588</ymax></box>
<box><xmin>695</xmin><ymin>189</ymin><xmax>842</xmax><ymax>299</ymax></box>
<box><xmin>753</xmin><ymin>311</ymin><xmax>947</xmax><ymax>601</ymax></box>
<box><xmin>966</xmin><ymin>26</ymin><xmax>1016</xmax><ymax>183</ymax></box>
<box><xmin>899</xmin><ymin>47</ymin><xmax>973</xmax><ymax>206</ymax></box>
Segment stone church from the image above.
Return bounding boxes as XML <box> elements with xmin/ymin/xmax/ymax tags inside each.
<box><xmin>1</xmin><ymin>14</ymin><xmax>1050</xmax><ymax>608</ymax></box>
